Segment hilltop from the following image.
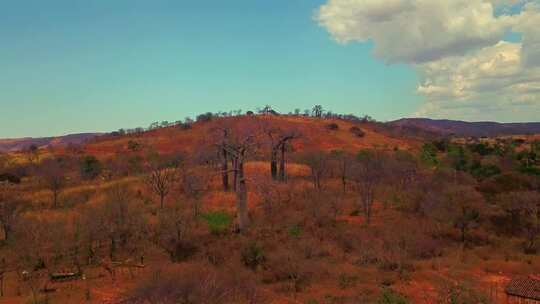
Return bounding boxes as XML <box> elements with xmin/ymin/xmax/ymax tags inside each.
<box><xmin>78</xmin><ymin>115</ymin><xmax>419</xmax><ymax>157</ymax></box>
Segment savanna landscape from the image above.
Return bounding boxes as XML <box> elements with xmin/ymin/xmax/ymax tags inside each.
<box><xmin>0</xmin><ymin>107</ymin><xmax>539</xmax><ymax>304</ymax></box>
<box><xmin>3</xmin><ymin>1</ymin><xmax>540</xmax><ymax>303</ymax></box>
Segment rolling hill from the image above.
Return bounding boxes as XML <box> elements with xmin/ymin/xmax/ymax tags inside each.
<box><xmin>0</xmin><ymin>133</ymin><xmax>102</xmax><ymax>152</ymax></box>
<box><xmin>390</xmin><ymin>118</ymin><xmax>540</xmax><ymax>137</ymax></box>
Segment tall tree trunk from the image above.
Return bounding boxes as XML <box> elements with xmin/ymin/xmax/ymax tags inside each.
<box><xmin>110</xmin><ymin>237</ymin><xmax>116</xmax><ymax>261</ymax></box>
<box><xmin>279</xmin><ymin>143</ymin><xmax>286</xmax><ymax>181</ymax></box>
<box><xmin>53</xmin><ymin>189</ymin><xmax>58</xmax><ymax>208</ymax></box>
<box><xmin>221</xmin><ymin>147</ymin><xmax>229</xmax><ymax>191</ymax></box>
<box><xmin>236</xmin><ymin>158</ymin><xmax>249</xmax><ymax>232</ymax></box>
<box><xmin>270</xmin><ymin>149</ymin><xmax>278</xmax><ymax>180</ymax></box>
<box><xmin>160</xmin><ymin>194</ymin><xmax>164</xmax><ymax>209</ymax></box>
<box><xmin>232</xmin><ymin>158</ymin><xmax>238</xmax><ymax>192</ymax></box>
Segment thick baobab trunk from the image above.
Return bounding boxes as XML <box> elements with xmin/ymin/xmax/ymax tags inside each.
<box><xmin>236</xmin><ymin>159</ymin><xmax>250</xmax><ymax>232</ymax></box>
<box><xmin>278</xmin><ymin>143</ymin><xmax>286</xmax><ymax>181</ymax></box>
<box><xmin>221</xmin><ymin>147</ymin><xmax>229</xmax><ymax>191</ymax></box>
<box><xmin>270</xmin><ymin>149</ymin><xmax>278</xmax><ymax>180</ymax></box>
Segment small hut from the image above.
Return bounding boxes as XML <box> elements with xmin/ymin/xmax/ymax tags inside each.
<box><xmin>505</xmin><ymin>276</ymin><xmax>540</xmax><ymax>303</ymax></box>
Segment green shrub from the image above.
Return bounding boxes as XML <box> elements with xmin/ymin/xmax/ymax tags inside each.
<box><xmin>80</xmin><ymin>155</ymin><xmax>101</xmax><ymax>179</ymax></box>
<box><xmin>338</xmin><ymin>273</ymin><xmax>358</xmax><ymax>289</ymax></box>
<box><xmin>241</xmin><ymin>242</ymin><xmax>266</xmax><ymax>270</ymax></box>
<box><xmin>378</xmin><ymin>288</ymin><xmax>408</xmax><ymax>304</ymax></box>
<box><xmin>288</xmin><ymin>224</ymin><xmax>302</xmax><ymax>238</ymax></box>
<box><xmin>200</xmin><ymin>211</ymin><xmax>232</xmax><ymax>235</ymax></box>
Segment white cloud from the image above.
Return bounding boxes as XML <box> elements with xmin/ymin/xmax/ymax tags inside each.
<box><xmin>317</xmin><ymin>0</ymin><xmax>514</xmax><ymax>63</ymax></box>
<box><xmin>316</xmin><ymin>0</ymin><xmax>540</xmax><ymax>121</ymax></box>
<box><xmin>415</xmin><ymin>41</ymin><xmax>540</xmax><ymax>120</ymax></box>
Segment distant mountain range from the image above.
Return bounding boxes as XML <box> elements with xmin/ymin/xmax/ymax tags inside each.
<box><xmin>0</xmin><ymin>133</ymin><xmax>103</xmax><ymax>152</ymax></box>
<box><xmin>389</xmin><ymin>118</ymin><xmax>540</xmax><ymax>137</ymax></box>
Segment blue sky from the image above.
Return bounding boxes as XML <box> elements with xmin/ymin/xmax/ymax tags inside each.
<box><xmin>1</xmin><ymin>0</ymin><xmax>538</xmax><ymax>138</ymax></box>
<box><xmin>0</xmin><ymin>0</ymin><xmax>419</xmax><ymax>137</ymax></box>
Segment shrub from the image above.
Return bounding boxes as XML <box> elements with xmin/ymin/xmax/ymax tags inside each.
<box><xmin>349</xmin><ymin>209</ymin><xmax>360</xmax><ymax>216</ymax></box>
<box><xmin>377</xmin><ymin>288</ymin><xmax>408</xmax><ymax>304</ymax></box>
<box><xmin>437</xmin><ymin>282</ymin><xmax>489</xmax><ymax>304</ymax></box>
<box><xmin>80</xmin><ymin>155</ymin><xmax>101</xmax><ymax>179</ymax></box>
<box><xmin>241</xmin><ymin>242</ymin><xmax>266</xmax><ymax>270</ymax></box>
<box><xmin>126</xmin><ymin>263</ymin><xmax>264</xmax><ymax>303</ymax></box>
<box><xmin>201</xmin><ymin>211</ymin><xmax>232</xmax><ymax>235</ymax></box>
<box><xmin>326</xmin><ymin>123</ymin><xmax>339</xmax><ymax>130</ymax></box>
<box><xmin>338</xmin><ymin>273</ymin><xmax>358</xmax><ymax>289</ymax></box>
<box><xmin>127</xmin><ymin>140</ymin><xmax>141</xmax><ymax>151</ymax></box>
<box><xmin>0</xmin><ymin>172</ymin><xmax>21</xmax><ymax>184</ymax></box>
<box><xmin>177</xmin><ymin>122</ymin><xmax>192</xmax><ymax>130</ymax></box>
<box><xmin>196</xmin><ymin>112</ymin><xmax>214</xmax><ymax>122</ymax></box>
<box><xmin>350</xmin><ymin>126</ymin><xmax>365</xmax><ymax>137</ymax></box>
<box><xmin>287</xmin><ymin>224</ymin><xmax>302</xmax><ymax>238</ymax></box>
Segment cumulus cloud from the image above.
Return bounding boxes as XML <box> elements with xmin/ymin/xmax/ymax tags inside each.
<box><xmin>316</xmin><ymin>0</ymin><xmax>540</xmax><ymax>121</ymax></box>
<box><xmin>415</xmin><ymin>41</ymin><xmax>540</xmax><ymax>120</ymax></box>
<box><xmin>317</xmin><ymin>0</ymin><xmax>514</xmax><ymax>63</ymax></box>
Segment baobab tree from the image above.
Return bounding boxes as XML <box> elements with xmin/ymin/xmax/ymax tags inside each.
<box><xmin>264</xmin><ymin>124</ymin><xmax>300</xmax><ymax>181</ymax></box>
<box><xmin>215</xmin><ymin>118</ymin><xmax>259</xmax><ymax>231</ymax></box>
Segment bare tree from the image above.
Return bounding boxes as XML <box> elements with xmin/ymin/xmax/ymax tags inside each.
<box><xmin>154</xmin><ymin>204</ymin><xmax>194</xmax><ymax>262</ymax></box>
<box><xmin>101</xmin><ymin>184</ymin><xmax>148</xmax><ymax>261</ymax></box>
<box><xmin>24</xmin><ymin>144</ymin><xmax>40</xmax><ymax>165</ymax></box>
<box><xmin>264</xmin><ymin>124</ymin><xmax>300</xmax><ymax>181</ymax></box>
<box><xmin>433</xmin><ymin>185</ymin><xmax>483</xmax><ymax>245</ymax></box>
<box><xmin>330</xmin><ymin>150</ymin><xmax>354</xmax><ymax>193</ymax></box>
<box><xmin>179</xmin><ymin>165</ymin><xmax>209</xmax><ymax>218</ymax></box>
<box><xmin>299</xmin><ymin>150</ymin><xmax>330</xmax><ymax>190</ymax></box>
<box><xmin>38</xmin><ymin>157</ymin><xmax>67</xmax><ymax>208</ymax></box>
<box><xmin>0</xmin><ymin>198</ymin><xmax>23</xmax><ymax>242</ymax></box>
<box><xmin>351</xmin><ymin>150</ymin><xmax>385</xmax><ymax>225</ymax></box>
<box><xmin>145</xmin><ymin>156</ymin><xmax>177</xmax><ymax>209</ymax></box>
<box><xmin>497</xmin><ymin>191</ymin><xmax>540</xmax><ymax>253</ymax></box>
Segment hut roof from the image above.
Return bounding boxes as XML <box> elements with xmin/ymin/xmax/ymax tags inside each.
<box><xmin>506</xmin><ymin>276</ymin><xmax>540</xmax><ymax>300</ymax></box>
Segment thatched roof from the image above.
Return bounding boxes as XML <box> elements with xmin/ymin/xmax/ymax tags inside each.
<box><xmin>506</xmin><ymin>276</ymin><xmax>540</xmax><ymax>300</ymax></box>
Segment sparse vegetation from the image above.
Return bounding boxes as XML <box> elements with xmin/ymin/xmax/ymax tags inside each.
<box><xmin>0</xmin><ymin>109</ymin><xmax>538</xmax><ymax>303</ymax></box>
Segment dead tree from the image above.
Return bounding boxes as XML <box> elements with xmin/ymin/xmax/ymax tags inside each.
<box><xmin>351</xmin><ymin>150</ymin><xmax>385</xmax><ymax>225</ymax></box>
<box><xmin>38</xmin><ymin>157</ymin><xmax>67</xmax><ymax>208</ymax></box>
<box><xmin>145</xmin><ymin>159</ymin><xmax>177</xmax><ymax>209</ymax></box>
<box><xmin>330</xmin><ymin>150</ymin><xmax>353</xmax><ymax>193</ymax></box>
<box><xmin>299</xmin><ymin>150</ymin><xmax>330</xmax><ymax>190</ymax></box>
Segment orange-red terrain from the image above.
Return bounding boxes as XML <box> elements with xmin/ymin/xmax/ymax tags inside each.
<box><xmin>0</xmin><ymin>115</ymin><xmax>539</xmax><ymax>304</ymax></box>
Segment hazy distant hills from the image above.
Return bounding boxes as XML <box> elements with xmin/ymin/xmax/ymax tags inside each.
<box><xmin>0</xmin><ymin>133</ymin><xmax>102</xmax><ymax>152</ymax></box>
<box><xmin>389</xmin><ymin>118</ymin><xmax>540</xmax><ymax>137</ymax></box>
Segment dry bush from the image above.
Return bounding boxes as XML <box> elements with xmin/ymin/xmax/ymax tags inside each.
<box><xmin>126</xmin><ymin>262</ymin><xmax>266</xmax><ymax>304</ymax></box>
<box><xmin>325</xmin><ymin>123</ymin><xmax>339</xmax><ymax>130</ymax></box>
<box><xmin>262</xmin><ymin>246</ymin><xmax>312</xmax><ymax>293</ymax></box>
<box><xmin>349</xmin><ymin>126</ymin><xmax>365</xmax><ymax>138</ymax></box>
